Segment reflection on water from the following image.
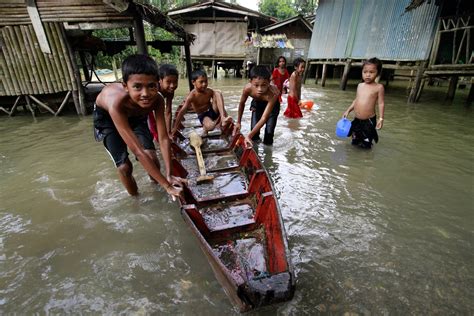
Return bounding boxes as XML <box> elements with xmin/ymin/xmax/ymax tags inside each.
<box><xmin>0</xmin><ymin>78</ymin><xmax>473</xmax><ymax>314</ymax></box>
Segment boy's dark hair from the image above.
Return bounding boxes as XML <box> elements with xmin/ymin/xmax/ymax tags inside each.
<box><xmin>293</xmin><ymin>57</ymin><xmax>305</xmax><ymax>68</ymax></box>
<box><xmin>275</xmin><ymin>56</ymin><xmax>287</xmax><ymax>67</ymax></box>
<box><xmin>122</xmin><ymin>54</ymin><xmax>159</xmax><ymax>83</ymax></box>
<box><xmin>191</xmin><ymin>69</ymin><xmax>207</xmax><ymax>81</ymax></box>
<box><xmin>363</xmin><ymin>57</ymin><xmax>382</xmax><ymax>74</ymax></box>
<box><xmin>158</xmin><ymin>64</ymin><xmax>179</xmax><ymax>79</ymax></box>
<box><xmin>250</xmin><ymin>65</ymin><xmax>271</xmax><ymax>80</ymax></box>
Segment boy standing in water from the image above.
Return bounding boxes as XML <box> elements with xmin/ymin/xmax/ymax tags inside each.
<box><xmin>343</xmin><ymin>57</ymin><xmax>385</xmax><ymax>149</ymax></box>
<box><xmin>284</xmin><ymin>58</ymin><xmax>305</xmax><ymax>118</ymax></box>
<box><xmin>148</xmin><ymin>64</ymin><xmax>179</xmax><ymax>140</ymax></box>
<box><xmin>172</xmin><ymin>69</ymin><xmax>232</xmax><ymax>135</ymax></box>
<box><xmin>234</xmin><ymin>65</ymin><xmax>280</xmax><ymax>147</ymax></box>
<box><xmin>94</xmin><ymin>54</ymin><xmax>183</xmax><ymax>196</ymax></box>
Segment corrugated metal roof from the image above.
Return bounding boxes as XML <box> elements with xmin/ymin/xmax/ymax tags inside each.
<box><xmin>308</xmin><ymin>0</ymin><xmax>440</xmax><ymax>61</ymax></box>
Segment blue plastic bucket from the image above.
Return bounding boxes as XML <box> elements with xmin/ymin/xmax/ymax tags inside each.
<box><xmin>336</xmin><ymin>118</ymin><xmax>351</xmax><ymax>138</ymax></box>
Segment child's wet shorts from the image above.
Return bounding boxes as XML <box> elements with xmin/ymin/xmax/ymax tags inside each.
<box><xmin>197</xmin><ymin>107</ymin><xmax>219</xmax><ymax>124</ymax></box>
<box><xmin>93</xmin><ymin>105</ymin><xmax>155</xmax><ymax>167</ymax></box>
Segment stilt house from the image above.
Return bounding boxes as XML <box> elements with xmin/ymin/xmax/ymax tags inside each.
<box><xmin>258</xmin><ymin>15</ymin><xmax>313</xmax><ymax>71</ymax></box>
<box><xmin>0</xmin><ymin>0</ymin><xmax>194</xmax><ymax>117</ymax></box>
<box><xmin>306</xmin><ymin>0</ymin><xmax>473</xmax><ymax>102</ymax></box>
<box><xmin>167</xmin><ymin>0</ymin><xmax>276</xmax><ymax>78</ymax></box>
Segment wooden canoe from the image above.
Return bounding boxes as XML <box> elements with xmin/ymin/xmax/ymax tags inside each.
<box><xmin>171</xmin><ymin>113</ymin><xmax>295</xmax><ymax>312</ymax></box>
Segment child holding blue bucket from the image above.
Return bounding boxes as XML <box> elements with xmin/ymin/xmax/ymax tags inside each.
<box><xmin>341</xmin><ymin>57</ymin><xmax>385</xmax><ymax>149</ymax></box>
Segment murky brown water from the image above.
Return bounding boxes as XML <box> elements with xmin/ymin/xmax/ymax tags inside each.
<box><xmin>0</xmin><ymin>77</ymin><xmax>473</xmax><ymax>314</ymax></box>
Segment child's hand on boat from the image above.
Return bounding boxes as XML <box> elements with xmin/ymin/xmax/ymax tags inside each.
<box><xmin>168</xmin><ymin>175</ymin><xmax>188</xmax><ymax>187</ymax></box>
<box><xmin>244</xmin><ymin>136</ymin><xmax>253</xmax><ymax>148</ymax></box>
<box><xmin>232</xmin><ymin>122</ymin><xmax>241</xmax><ymax>136</ymax></box>
<box><xmin>166</xmin><ymin>183</ymin><xmax>183</xmax><ymax>200</ymax></box>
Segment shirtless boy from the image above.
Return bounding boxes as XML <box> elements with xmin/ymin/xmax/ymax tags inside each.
<box><xmin>148</xmin><ymin>64</ymin><xmax>179</xmax><ymax>140</ymax></box>
<box><xmin>94</xmin><ymin>54</ymin><xmax>183</xmax><ymax>196</ymax></box>
<box><xmin>234</xmin><ymin>65</ymin><xmax>280</xmax><ymax>147</ymax></box>
<box><xmin>172</xmin><ymin>69</ymin><xmax>232</xmax><ymax>135</ymax></box>
<box><xmin>343</xmin><ymin>57</ymin><xmax>385</xmax><ymax>149</ymax></box>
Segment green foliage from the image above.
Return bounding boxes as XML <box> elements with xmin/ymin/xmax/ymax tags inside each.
<box><xmin>294</xmin><ymin>0</ymin><xmax>317</xmax><ymax>16</ymax></box>
<box><xmin>92</xmin><ymin>24</ymin><xmax>182</xmax><ymax>71</ymax></box>
<box><xmin>259</xmin><ymin>0</ymin><xmax>317</xmax><ymax>20</ymax></box>
<box><xmin>259</xmin><ymin>0</ymin><xmax>296</xmax><ymax>21</ymax></box>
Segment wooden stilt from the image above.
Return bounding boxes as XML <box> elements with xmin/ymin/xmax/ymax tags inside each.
<box><xmin>29</xmin><ymin>95</ymin><xmax>56</xmax><ymax>115</ymax></box>
<box><xmin>184</xmin><ymin>40</ymin><xmax>193</xmax><ymax>91</ymax></box>
<box><xmin>9</xmin><ymin>95</ymin><xmax>22</xmax><ymax>116</ymax></box>
<box><xmin>55</xmin><ymin>90</ymin><xmax>72</xmax><ymax>116</ymax></box>
<box><xmin>408</xmin><ymin>61</ymin><xmax>426</xmax><ymax>103</ymax></box>
<box><xmin>24</xmin><ymin>95</ymin><xmax>35</xmax><ymax>117</ymax></box>
<box><xmin>79</xmin><ymin>51</ymin><xmax>91</xmax><ymax>82</ymax></box>
<box><xmin>133</xmin><ymin>17</ymin><xmax>147</xmax><ymax>55</ymax></box>
<box><xmin>446</xmin><ymin>76</ymin><xmax>458</xmax><ymax>100</ymax></box>
<box><xmin>340</xmin><ymin>60</ymin><xmax>351</xmax><ymax>90</ymax></box>
<box><xmin>415</xmin><ymin>78</ymin><xmax>426</xmax><ymax>102</ymax></box>
<box><xmin>314</xmin><ymin>65</ymin><xmax>319</xmax><ymax>84</ymax></box>
<box><xmin>321</xmin><ymin>63</ymin><xmax>328</xmax><ymax>87</ymax></box>
<box><xmin>303</xmin><ymin>63</ymin><xmax>310</xmax><ymax>84</ymax></box>
<box><xmin>467</xmin><ymin>80</ymin><xmax>474</xmax><ymax>104</ymax></box>
<box><xmin>214</xmin><ymin>60</ymin><xmax>218</xmax><ymax>79</ymax></box>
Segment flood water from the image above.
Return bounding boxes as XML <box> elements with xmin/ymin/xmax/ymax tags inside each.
<box><xmin>0</xmin><ymin>77</ymin><xmax>473</xmax><ymax>314</ymax></box>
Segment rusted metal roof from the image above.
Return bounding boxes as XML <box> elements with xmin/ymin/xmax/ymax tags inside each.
<box><xmin>308</xmin><ymin>0</ymin><xmax>441</xmax><ymax>61</ymax></box>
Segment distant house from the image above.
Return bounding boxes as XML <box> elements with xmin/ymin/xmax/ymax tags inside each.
<box><xmin>306</xmin><ymin>0</ymin><xmax>474</xmax><ymax>102</ymax></box>
<box><xmin>0</xmin><ymin>0</ymin><xmax>193</xmax><ymax>116</ymax></box>
<box><xmin>258</xmin><ymin>15</ymin><xmax>313</xmax><ymax>70</ymax></box>
<box><xmin>167</xmin><ymin>0</ymin><xmax>276</xmax><ymax>77</ymax></box>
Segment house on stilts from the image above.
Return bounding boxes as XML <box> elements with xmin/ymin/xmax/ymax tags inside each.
<box><xmin>256</xmin><ymin>15</ymin><xmax>313</xmax><ymax>72</ymax></box>
<box><xmin>0</xmin><ymin>0</ymin><xmax>194</xmax><ymax>117</ymax></box>
<box><xmin>305</xmin><ymin>0</ymin><xmax>473</xmax><ymax>103</ymax></box>
<box><xmin>167</xmin><ymin>0</ymin><xmax>276</xmax><ymax>78</ymax></box>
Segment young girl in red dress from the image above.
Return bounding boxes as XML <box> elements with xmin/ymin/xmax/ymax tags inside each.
<box><xmin>271</xmin><ymin>56</ymin><xmax>289</xmax><ymax>102</ymax></box>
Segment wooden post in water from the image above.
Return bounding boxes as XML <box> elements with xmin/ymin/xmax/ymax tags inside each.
<box><xmin>321</xmin><ymin>63</ymin><xmax>328</xmax><ymax>87</ymax></box>
<box><xmin>408</xmin><ymin>61</ymin><xmax>426</xmax><ymax>103</ymax></box>
<box><xmin>314</xmin><ymin>64</ymin><xmax>319</xmax><ymax>84</ymax></box>
<box><xmin>446</xmin><ymin>76</ymin><xmax>459</xmax><ymax>100</ymax></box>
<box><xmin>467</xmin><ymin>80</ymin><xmax>474</xmax><ymax>104</ymax></box>
<box><xmin>340</xmin><ymin>59</ymin><xmax>351</xmax><ymax>90</ymax></box>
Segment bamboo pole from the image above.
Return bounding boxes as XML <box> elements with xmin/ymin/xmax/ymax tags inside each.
<box><xmin>23</xmin><ymin>25</ymin><xmax>48</xmax><ymax>93</ymax></box>
<box><xmin>45</xmin><ymin>22</ymin><xmax>66</xmax><ymax>92</ymax></box>
<box><xmin>0</xmin><ymin>44</ymin><xmax>14</xmax><ymax>95</ymax></box>
<box><xmin>27</xmin><ymin>24</ymin><xmax>54</xmax><ymax>93</ymax></box>
<box><xmin>19</xmin><ymin>25</ymin><xmax>43</xmax><ymax>94</ymax></box>
<box><xmin>9</xmin><ymin>96</ymin><xmax>22</xmax><ymax>116</ymax></box>
<box><xmin>59</xmin><ymin>22</ymin><xmax>85</xmax><ymax>115</ymax></box>
<box><xmin>14</xmin><ymin>25</ymin><xmax>40</xmax><ymax>94</ymax></box>
<box><xmin>50</xmin><ymin>22</ymin><xmax>71</xmax><ymax>90</ymax></box>
<box><xmin>54</xmin><ymin>23</ymin><xmax>76</xmax><ymax>92</ymax></box>
<box><xmin>2</xmin><ymin>27</ymin><xmax>26</xmax><ymax>95</ymax></box>
<box><xmin>41</xmin><ymin>23</ymin><xmax>60</xmax><ymax>92</ymax></box>
<box><xmin>24</xmin><ymin>95</ymin><xmax>35</xmax><ymax>117</ymax></box>
<box><xmin>29</xmin><ymin>95</ymin><xmax>56</xmax><ymax>115</ymax></box>
<box><xmin>10</xmin><ymin>26</ymin><xmax>36</xmax><ymax>95</ymax></box>
<box><xmin>55</xmin><ymin>90</ymin><xmax>72</xmax><ymax>116</ymax></box>
<box><xmin>1</xmin><ymin>31</ymin><xmax>21</xmax><ymax>95</ymax></box>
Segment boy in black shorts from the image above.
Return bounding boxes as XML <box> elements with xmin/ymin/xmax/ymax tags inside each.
<box><xmin>94</xmin><ymin>54</ymin><xmax>184</xmax><ymax>196</ymax></box>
